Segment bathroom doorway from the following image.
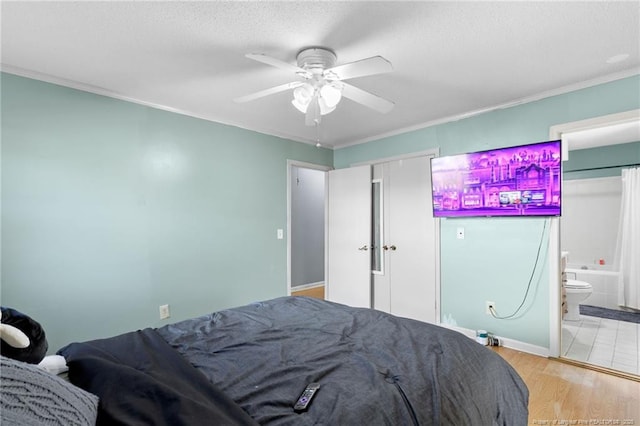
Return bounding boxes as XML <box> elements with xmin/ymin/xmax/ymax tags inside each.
<box><xmin>561</xmin><ymin>175</ymin><xmax>639</xmax><ymax>376</ymax></box>
<box><xmin>551</xmin><ymin>110</ymin><xmax>640</xmax><ymax>377</ymax></box>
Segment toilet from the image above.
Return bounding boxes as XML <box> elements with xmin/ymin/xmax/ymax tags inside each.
<box><xmin>564</xmin><ymin>279</ymin><xmax>593</xmax><ymax>321</ymax></box>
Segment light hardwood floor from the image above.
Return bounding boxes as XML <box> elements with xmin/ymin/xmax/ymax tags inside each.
<box><xmin>492</xmin><ymin>346</ymin><xmax>640</xmax><ymax>424</ymax></box>
<box><xmin>289</xmin><ymin>287</ymin><xmax>639</xmax><ymax>423</ymax></box>
<box><xmin>291</xmin><ymin>285</ymin><xmax>324</xmax><ymax>299</ymax></box>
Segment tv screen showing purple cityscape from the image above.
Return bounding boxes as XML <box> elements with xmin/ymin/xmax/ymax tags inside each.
<box><xmin>430</xmin><ymin>140</ymin><xmax>562</xmax><ymax>217</ymax></box>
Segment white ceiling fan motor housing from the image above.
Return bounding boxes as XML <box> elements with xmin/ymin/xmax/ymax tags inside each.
<box><xmin>296</xmin><ymin>48</ymin><xmax>337</xmax><ymax>75</ymax></box>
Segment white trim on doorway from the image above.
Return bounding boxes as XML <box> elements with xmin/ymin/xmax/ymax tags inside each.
<box><xmin>286</xmin><ymin>160</ymin><xmax>332</xmax><ymax>296</ymax></box>
<box><xmin>551</xmin><ymin>109</ymin><xmax>640</xmax><ymax>161</ymax></box>
<box><xmin>548</xmin><ymin>218</ymin><xmax>561</xmax><ymax>358</ymax></box>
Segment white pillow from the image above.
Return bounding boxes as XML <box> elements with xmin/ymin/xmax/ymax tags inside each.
<box><xmin>38</xmin><ymin>355</ymin><xmax>69</xmax><ymax>375</ymax></box>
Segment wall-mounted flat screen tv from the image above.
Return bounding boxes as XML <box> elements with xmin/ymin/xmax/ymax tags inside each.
<box><xmin>430</xmin><ymin>140</ymin><xmax>562</xmax><ymax>217</ymax></box>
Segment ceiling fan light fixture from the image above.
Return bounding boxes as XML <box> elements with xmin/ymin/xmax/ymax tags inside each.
<box><xmin>319</xmin><ymin>82</ymin><xmax>342</xmax><ymax>109</ymax></box>
<box><xmin>318</xmin><ymin>97</ymin><xmax>336</xmax><ymax>115</ymax></box>
<box><xmin>292</xmin><ymin>98</ymin><xmax>308</xmax><ymax>113</ymax></box>
<box><xmin>292</xmin><ymin>83</ymin><xmax>315</xmax><ymax>113</ymax></box>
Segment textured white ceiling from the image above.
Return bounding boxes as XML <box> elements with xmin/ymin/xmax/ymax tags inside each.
<box><xmin>1</xmin><ymin>1</ymin><xmax>639</xmax><ymax>148</ymax></box>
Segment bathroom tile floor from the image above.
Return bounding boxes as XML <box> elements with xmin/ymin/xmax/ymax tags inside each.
<box><xmin>562</xmin><ymin>314</ymin><xmax>639</xmax><ymax>376</ymax></box>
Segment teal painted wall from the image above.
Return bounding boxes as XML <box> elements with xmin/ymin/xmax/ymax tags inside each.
<box><xmin>440</xmin><ymin>218</ymin><xmax>550</xmax><ymax>346</ymax></box>
<box><xmin>2</xmin><ymin>71</ymin><xmax>638</xmax><ymax>353</ymax></box>
<box><xmin>1</xmin><ymin>73</ymin><xmax>333</xmax><ymax>352</ymax></box>
<box><xmin>334</xmin><ymin>75</ymin><xmax>640</xmax><ymax>349</ymax></box>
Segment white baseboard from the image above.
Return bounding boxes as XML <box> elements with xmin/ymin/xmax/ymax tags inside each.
<box><xmin>291</xmin><ymin>282</ymin><xmax>324</xmax><ymax>291</ymax></box>
<box><xmin>439</xmin><ymin>324</ymin><xmax>550</xmax><ymax>358</ymax></box>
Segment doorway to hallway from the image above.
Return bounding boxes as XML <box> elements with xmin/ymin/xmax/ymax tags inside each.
<box><xmin>287</xmin><ymin>160</ymin><xmax>331</xmax><ymax>297</ymax></box>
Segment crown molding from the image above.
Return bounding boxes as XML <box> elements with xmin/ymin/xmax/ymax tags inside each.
<box><xmin>334</xmin><ymin>67</ymin><xmax>640</xmax><ymax>150</ymax></box>
<box><xmin>3</xmin><ymin>64</ymin><xmax>637</xmax><ymax>151</ymax></box>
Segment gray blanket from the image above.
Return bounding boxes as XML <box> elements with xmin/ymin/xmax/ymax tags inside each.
<box><xmin>157</xmin><ymin>296</ymin><xmax>528</xmax><ymax>425</ymax></box>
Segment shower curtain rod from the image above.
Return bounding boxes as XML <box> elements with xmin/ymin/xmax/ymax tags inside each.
<box><xmin>564</xmin><ymin>163</ymin><xmax>640</xmax><ymax>173</ymax></box>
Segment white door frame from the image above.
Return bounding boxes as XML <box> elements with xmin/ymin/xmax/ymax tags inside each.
<box><xmin>286</xmin><ymin>160</ymin><xmax>332</xmax><ymax>296</ymax></box>
<box><xmin>352</xmin><ymin>148</ymin><xmax>441</xmax><ymax>323</ymax></box>
<box><xmin>548</xmin><ymin>109</ymin><xmax>640</xmax><ymax>357</ymax></box>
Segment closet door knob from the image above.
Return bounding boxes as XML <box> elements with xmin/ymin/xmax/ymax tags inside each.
<box><xmin>389</xmin><ymin>245</ymin><xmax>397</xmax><ymax>251</ymax></box>
<box><xmin>358</xmin><ymin>245</ymin><xmax>369</xmax><ymax>251</ymax></box>
<box><xmin>383</xmin><ymin>245</ymin><xmax>397</xmax><ymax>251</ymax></box>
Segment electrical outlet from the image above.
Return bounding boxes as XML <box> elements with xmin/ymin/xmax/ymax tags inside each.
<box><xmin>159</xmin><ymin>304</ymin><xmax>170</xmax><ymax>320</ymax></box>
<box><xmin>486</xmin><ymin>301</ymin><xmax>495</xmax><ymax>315</ymax></box>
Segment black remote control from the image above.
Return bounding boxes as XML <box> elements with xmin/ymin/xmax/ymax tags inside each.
<box><xmin>294</xmin><ymin>382</ymin><xmax>320</xmax><ymax>412</ymax></box>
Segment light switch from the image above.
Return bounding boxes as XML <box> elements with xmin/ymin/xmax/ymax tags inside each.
<box><xmin>277</xmin><ymin>229</ymin><xmax>284</xmax><ymax>239</ymax></box>
<box><xmin>159</xmin><ymin>304</ymin><xmax>170</xmax><ymax>320</ymax></box>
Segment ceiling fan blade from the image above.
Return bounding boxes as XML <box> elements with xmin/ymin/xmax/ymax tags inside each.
<box><xmin>342</xmin><ymin>83</ymin><xmax>395</xmax><ymax>114</ymax></box>
<box><xmin>234</xmin><ymin>81</ymin><xmax>303</xmax><ymax>103</ymax></box>
<box><xmin>325</xmin><ymin>56</ymin><xmax>393</xmax><ymax>81</ymax></box>
<box><xmin>305</xmin><ymin>95</ymin><xmax>321</xmax><ymax>126</ymax></box>
<box><xmin>245</xmin><ymin>53</ymin><xmax>310</xmax><ymax>77</ymax></box>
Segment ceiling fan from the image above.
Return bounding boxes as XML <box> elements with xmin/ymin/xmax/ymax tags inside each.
<box><xmin>234</xmin><ymin>47</ymin><xmax>395</xmax><ymax>126</ymax></box>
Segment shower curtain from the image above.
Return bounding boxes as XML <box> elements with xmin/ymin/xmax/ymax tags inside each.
<box><xmin>615</xmin><ymin>167</ymin><xmax>640</xmax><ymax>310</ymax></box>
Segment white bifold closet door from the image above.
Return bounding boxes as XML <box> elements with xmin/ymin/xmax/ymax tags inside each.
<box><xmin>326</xmin><ymin>157</ymin><xmax>437</xmax><ymax>324</ymax></box>
<box><xmin>326</xmin><ymin>165</ymin><xmax>372</xmax><ymax>308</ymax></box>
<box><xmin>373</xmin><ymin>156</ymin><xmax>437</xmax><ymax>324</ymax></box>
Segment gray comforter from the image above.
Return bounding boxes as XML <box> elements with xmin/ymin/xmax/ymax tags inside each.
<box><xmin>157</xmin><ymin>296</ymin><xmax>529</xmax><ymax>425</ymax></box>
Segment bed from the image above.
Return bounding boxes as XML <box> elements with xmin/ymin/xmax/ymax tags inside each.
<box><xmin>56</xmin><ymin>296</ymin><xmax>528</xmax><ymax>425</ymax></box>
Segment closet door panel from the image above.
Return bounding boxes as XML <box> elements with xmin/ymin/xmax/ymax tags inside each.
<box><xmin>326</xmin><ymin>165</ymin><xmax>372</xmax><ymax>308</ymax></box>
<box><xmin>388</xmin><ymin>157</ymin><xmax>437</xmax><ymax>323</ymax></box>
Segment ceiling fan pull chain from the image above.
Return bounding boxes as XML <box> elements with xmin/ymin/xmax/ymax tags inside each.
<box><xmin>315</xmin><ymin>122</ymin><xmax>321</xmax><ymax>148</ymax></box>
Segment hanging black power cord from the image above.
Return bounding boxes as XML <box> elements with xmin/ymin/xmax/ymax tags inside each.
<box><xmin>489</xmin><ymin>218</ymin><xmax>549</xmax><ymax>320</ymax></box>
